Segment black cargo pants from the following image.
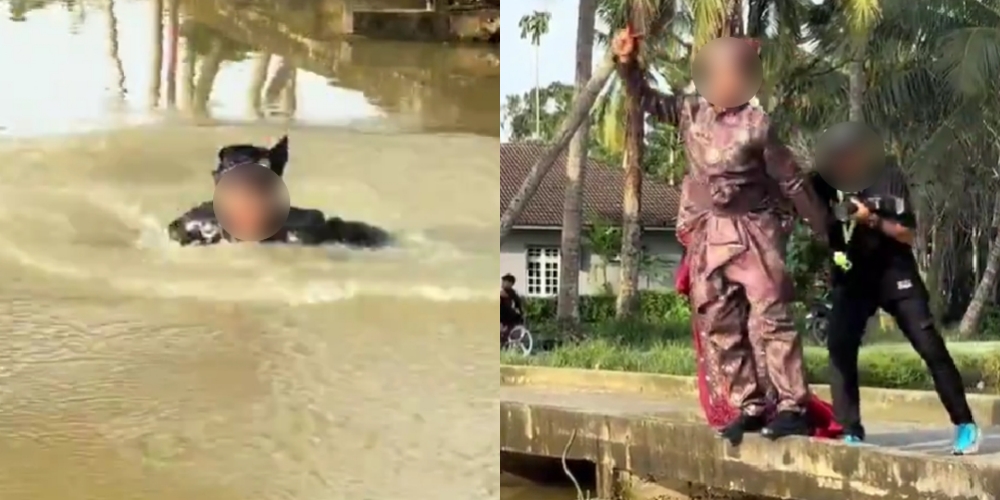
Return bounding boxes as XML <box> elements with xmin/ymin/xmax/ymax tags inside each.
<box><xmin>825</xmin><ymin>279</ymin><xmax>974</xmax><ymax>438</ymax></box>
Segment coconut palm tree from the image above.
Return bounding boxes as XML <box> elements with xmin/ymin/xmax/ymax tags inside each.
<box><xmin>518</xmin><ymin>10</ymin><xmax>552</xmax><ymax>138</ymax></box>
<box><xmin>557</xmin><ymin>0</ymin><xmax>598</xmax><ymax>323</ymax></box>
<box><xmin>806</xmin><ymin>0</ymin><xmax>1000</xmax><ymax>332</ymax></box>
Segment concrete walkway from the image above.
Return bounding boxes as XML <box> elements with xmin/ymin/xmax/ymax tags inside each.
<box><xmin>501</xmin><ymin>366</ymin><xmax>1000</xmax><ymax>500</ymax></box>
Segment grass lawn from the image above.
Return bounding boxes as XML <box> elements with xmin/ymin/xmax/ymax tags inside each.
<box><xmin>502</xmin><ymin>339</ymin><xmax>1000</xmax><ymax>391</ymax></box>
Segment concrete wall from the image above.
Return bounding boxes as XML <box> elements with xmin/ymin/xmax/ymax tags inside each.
<box><xmin>500</xmin><ymin>228</ymin><xmax>682</xmax><ymax>297</ymax></box>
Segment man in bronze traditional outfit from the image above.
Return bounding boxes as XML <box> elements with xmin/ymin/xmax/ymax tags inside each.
<box><xmin>612</xmin><ymin>33</ymin><xmax>830</xmax><ymax>442</ymax></box>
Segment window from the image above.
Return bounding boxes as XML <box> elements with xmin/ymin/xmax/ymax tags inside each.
<box><xmin>526</xmin><ymin>246</ymin><xmax>560</xmax><ymax>297</ymax></box>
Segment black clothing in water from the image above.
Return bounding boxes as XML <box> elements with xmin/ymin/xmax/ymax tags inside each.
<box><xmin>168</xmin><ymin>136</ymin><xmax>391</xmax><ymax>248</ymax></box>
<box><xmin>813</xmin><ymin>163</ymin><xmax>973</xmax><ymax>437</ymax></box>
<box><xmin>167</xmin><ymin>201</ymin><xmax>391</xmax><ymax>248</ymax></box>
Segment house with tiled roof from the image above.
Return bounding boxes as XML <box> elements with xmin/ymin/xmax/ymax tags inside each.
<box><xmin>500</xmin><ymin>142</ymin><xmax>684</xmax><ymax>297</ymax></box>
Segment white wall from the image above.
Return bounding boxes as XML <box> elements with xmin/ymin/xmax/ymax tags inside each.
<box><xmin>500</xmin><ymin>228</ymin><xmax>683</xmax><ymax>297</ymax></box>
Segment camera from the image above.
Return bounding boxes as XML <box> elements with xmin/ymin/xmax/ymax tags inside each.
<box><xmin>833</xmin><ymin>195</ymin><xmax>909</xmax><ymax>222</ymax></box>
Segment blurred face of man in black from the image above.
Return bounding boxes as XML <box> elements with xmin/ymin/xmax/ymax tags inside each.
<box><xmin>501</xmin><ymin>275</ymin><xmax>515</xmax><ymax>291</ymax></box>
<box><xmin>828</xmin><ymin>144</ymin><xmax>871</xmax><ymax>192</ymax></box>
<box><xmin>817</xmin><ymin>123</ymin><xmax>885</xmax><ymax>193</ymax></box>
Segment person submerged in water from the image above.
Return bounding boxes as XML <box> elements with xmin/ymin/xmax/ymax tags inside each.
<box><xmin>167</xmin><ymin>136</ymin><xmax>391</xmax><ymax>247</ymax></box>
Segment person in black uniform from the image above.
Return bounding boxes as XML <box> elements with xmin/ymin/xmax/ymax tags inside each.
<box><xmin>500</xmin><ymin>274</ymin><xmax>524</xmax><ymax>346</ymax></box>
<box><xmin>167</xmin><ymin>136</ymin><xmax>391</xmax><ymax>248</ymax></box>
<box><xmin>812</xmin><ymin>127</ymin><xmax>979</xmax><ymax>454</ymax></box>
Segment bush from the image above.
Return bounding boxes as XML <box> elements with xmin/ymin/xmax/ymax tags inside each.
<box><xmin>523</xmin><ymin>291</ymin><xmax>691</xmax><ymax>326</ymax></box>
<box><xmin>502</xmin><ymin>340</ymin><xmax>1000</xmax><ymax>391</ymax></box>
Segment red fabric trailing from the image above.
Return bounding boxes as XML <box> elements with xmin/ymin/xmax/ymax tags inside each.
<box><xmin>674</xmin><ymin>252</ymin><xmax>842</xmax><ymax>438</ymax></box>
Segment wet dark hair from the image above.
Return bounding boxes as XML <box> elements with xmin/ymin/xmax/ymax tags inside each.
<box><xmin>502</xmin><ymin>274</ymin><xmax>515</xmax><ymax>284</ymax></box>
<box><xmin>213</xmin><ymin>136</ymin><xmax>289</xmax><ymax>183</ymax></box>
<box><xmin>218</xmin><ymin>165</ymin><xmax>282</xmax><ymax>194</ymax></box>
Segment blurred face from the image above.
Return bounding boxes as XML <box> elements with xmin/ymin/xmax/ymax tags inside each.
<box><xmin>213</xmin><ymin>168</ymin><xmax>289</xmax><ymax>241</ymax></box>
<box><xmin>816</xmin><ymin>123</ymin><xmax>886</xmax><ymax>192</ymax></box>
<box><xmin>830</xmin><ymin>146</ymin><xmax>869</xmax><ymax>186</ymax></box>
<box><xmin>693</xmin><ymin>37</ymin><xmax>762</xmax><ymax>109</ymax></box>
<box><xmin>501</xmin><ymin>279</ymin><xmax>514</xmax><ymax>290</ymax></box>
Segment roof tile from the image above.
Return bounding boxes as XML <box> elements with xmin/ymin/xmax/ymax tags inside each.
<box><xmin>500</xmin><ymin>142</ymin><xmax>680</xmax><ymax>228</ymax></box>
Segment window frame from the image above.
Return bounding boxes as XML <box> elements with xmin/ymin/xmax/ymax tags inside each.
<box><xmin>525</xmin><ymin>246</ymin><xmax>560</xmax><ymax>297</ymax></box>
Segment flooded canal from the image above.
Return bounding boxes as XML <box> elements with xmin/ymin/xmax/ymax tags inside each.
<box><xmin>501</xmin><ymin>474</ymin><xmax>576</xmax><ymax>500</ymax></box>
<box><xmin>0</xmin><ymin>1</ymin><xmax>497</xmax><ymax>499</ymax></box>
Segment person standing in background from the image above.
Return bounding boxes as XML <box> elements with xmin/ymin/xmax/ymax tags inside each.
<box><xmin>500</xmin><ymin>274</ymin><xmax>524</xmax><ymax>345</ymax></box>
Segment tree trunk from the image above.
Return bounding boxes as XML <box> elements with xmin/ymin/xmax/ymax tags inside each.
<box><xmin>149</xmin><ymin>0</ymin><xmax>164</xmax><ymax>108</ymax></box>
<box><xmin>181</xmin><ymin>36</ymin><xmax>197</xmax><ymax>110</ymax></box>
<box><xmin>105</xmin><ymin>0</ymin><xmax>127</xmax><ymax>102</ymax></box>
<box><xmin>283</xmin><ymin>70</ymin><xmax>298</xmax><ymax>117</ymax></box>
<box><xmin>249</xmin><ymin>53</ymin><xmax>272</xmax><ymax>117</ymax></box>
<box><xmin>848</xmin><ymin>59</ymin><xmax>865</xmax><ymax>121</ymax></box>
<box><xmin>192</xmin><ymin>39</ymin><xmax>225</xmax><ymax>116</ymax></box>
<box><xmin>556</xmin><ymin>0</ymin><xmax>596</xmax><ymax>323</ymax></box>
<box><xmin>615</xmin><ymin>52</ymin><xmax>646</xmax><ymax>318</ymax></box>
<box><xmin>165</xmin><ymin>0</ymin><xmax>180</xmax><ymax>107</ymax></box>
<box><xmin>958</xmin><ymin>191</ymin><xmax>1000</xmax><ymax>337</ymax></box>
<box><xmin>499</xmin><ymin>54</ymin><xmax>615</xmax><ymax>243</ymax></box>
<box><xmin>264</xmin><ymin>58</ymin><xmax>296</xmax><ymax>109</ymax></box>
<box><xmin>533</xmin><ymin>44</ymin><xmax>541</xmax><ymax>138</ymax></box>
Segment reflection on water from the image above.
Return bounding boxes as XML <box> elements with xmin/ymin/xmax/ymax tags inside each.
<box><xmin>1</xmin><ymin>0</ymin><xmax>499</xmax><ymax>136</ymax></box>
<box><xmin>501</xmin><ymin>474</ymin><xmax>577</xmax><ymax>500</ymax></box>
<box><xmin>0</xmin><ymin>1</ymin><xmax>497</xmax><ymax>499</ymax></box>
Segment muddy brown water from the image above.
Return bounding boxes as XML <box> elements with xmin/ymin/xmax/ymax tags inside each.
<box><xmin>0</xmin><ymin>1</ymin><xmax>497</xmax><ymax>499</ymax></box>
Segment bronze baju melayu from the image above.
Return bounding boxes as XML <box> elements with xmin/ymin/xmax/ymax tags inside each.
<box><xmin>645</xmin><ymin>93</ymin><xmax>828</xmax><ymax>427</ymax></box>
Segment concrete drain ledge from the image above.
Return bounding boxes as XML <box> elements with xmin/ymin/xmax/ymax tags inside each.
<box><xmin>501</xmin><ymin>365</ymin><xmax>1000</xmax><ymax>426</ymax></box>
<box><xmin>500</xmin><ymin>401</ymin><xmax>999</xmax><ymax>500</ymax></box>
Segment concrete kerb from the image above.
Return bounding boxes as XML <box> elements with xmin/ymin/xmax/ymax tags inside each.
<box><xmin>501</xmin><ymin>365</ymin><xmax>1000</xmax><ymax>426</ymax></box>
<box><xmin>500</xmin><ymin>400</ymin><xmax>1000</xmax><ymax>500</ymax></box>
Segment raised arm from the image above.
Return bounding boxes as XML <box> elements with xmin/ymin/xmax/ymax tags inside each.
<box><xmin>611</xmin><ymin>29</ymin><xmax>688</xmax><ymax>127</ymax></box>
<box><xmin>752</xmin><ymin>115</ymin><xmax>829</xmax><ymax>240</ymax></box>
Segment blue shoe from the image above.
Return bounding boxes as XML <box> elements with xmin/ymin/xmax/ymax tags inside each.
<box><xmin>843</xmin><ymin>434</ymin><xmax>864</xmax><ymax>445</ymax></box>
<box><xmin>952</xmin><ymin>423</ymin><xmax>981</xmax><ymax>455</ymax></box>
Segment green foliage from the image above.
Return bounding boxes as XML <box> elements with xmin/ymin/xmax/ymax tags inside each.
<box><xmin>503</xmin><ymin>340</ymin><xmax>1000</xmax><ymax>391</ymax></box>
<box><xmin>501</xmin><ymin>87</ymin><xmax>686</xmax><ymax>182</ymax></box>
<box><xmin>524</xmin><ymin>291</ymin><xmax>691</xmax><ymax>326</ymax></box>
<box><xmin>502</xmin><ymin>82</ymin><xmax>575</xmax><ymax>142</ymax></box>
<box><xmin>785</xmin><ymin>221</ymin><xmax>830</xmax><ymax>304</ymax></box>
<box><xmin>518</xmin><ymin>10</ymin><xmax>551</xmax><ymax>46</ymax></box>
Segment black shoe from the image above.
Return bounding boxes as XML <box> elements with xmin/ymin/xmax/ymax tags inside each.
<box><xmin>720</xmin><ymin>413</ymin><xmax>766</xmax><ymax>446</ymax></box>
<box><xmin>761</xmin><ymin>410</ymin><xmax>810</xmax><ymax>440</ymax></box>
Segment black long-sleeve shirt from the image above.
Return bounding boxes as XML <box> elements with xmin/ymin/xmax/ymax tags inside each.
<box><xmin>812</xmin><ymin>161</ymin><xmax>922</xmax><ymax>298</ymax></box>
<box><xmin>500</xmin><ymin>289</ymin><xmax>524</xmax><ymax>326</ymax></box>
<box><xmin>167</xmin><ymin>202</ymin><xmax>391</xmax><ymax>248</ymax></box>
